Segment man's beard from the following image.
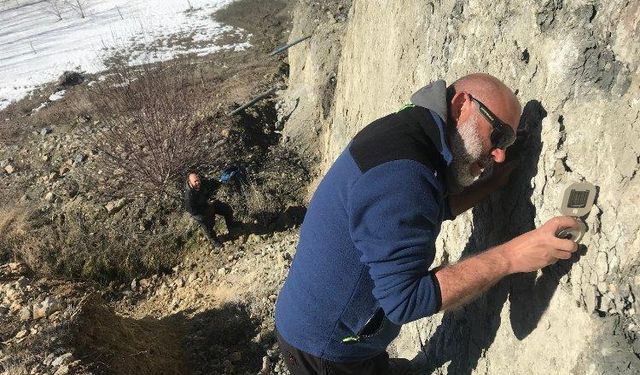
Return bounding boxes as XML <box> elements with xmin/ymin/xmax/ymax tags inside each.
<box><xmin>446</xmin><ymin>114</ymin><xmax>492</xmax><ymax>194</ymax></box>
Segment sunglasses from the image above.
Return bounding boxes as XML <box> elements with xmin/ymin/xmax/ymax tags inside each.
<box><xmin>469</xmin><ymin>95</ymin><xmax>516</xmax><ymax>149</ymax></box>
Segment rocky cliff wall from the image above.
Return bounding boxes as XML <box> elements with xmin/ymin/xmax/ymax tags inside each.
<box><xmin>284</xmin><ymin>0</ymin><xmax>640</xmax><ymax>373</ymax></box>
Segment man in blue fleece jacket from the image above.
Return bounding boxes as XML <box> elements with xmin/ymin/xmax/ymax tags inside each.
<box><xmin>275</xmin><ymin>74</ymin><xmax>579</xmax><ymax>375</ymax></box>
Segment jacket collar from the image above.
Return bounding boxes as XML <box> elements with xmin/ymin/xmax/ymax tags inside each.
<box><xmin>409</xmin><ymin>80</ymin><xmax>453</xmax><ymax>166</ymax></box>
<box><xmin>410</xmin><ymin>80</ymin><xmax>449</xmax><ymax>124</ymax></box>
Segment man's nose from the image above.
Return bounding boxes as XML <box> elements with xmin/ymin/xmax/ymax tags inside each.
<box><xmin>491</xmin><ymin>148</ymin><xmax>506</xmax><ymax>163</ymax></box>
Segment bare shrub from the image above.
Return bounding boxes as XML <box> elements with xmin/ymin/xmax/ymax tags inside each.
<box><xmin>45</xmin><ymin>0</ymin><xmax>65</xmax><ymax>20</ymax></box>
<box><xmin>88</xmin><ymin>60</ymin><xmax>212</xmax><ymax>197</ymax></box>
<box><xmin>66</xmin><ymin>0</ymin><xmax>87</xmax><ymax>18</ymax></box>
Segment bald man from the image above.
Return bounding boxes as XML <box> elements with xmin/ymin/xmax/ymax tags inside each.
<box><xmin>274</xmin><ymin>74</ymin><xmax>579</xmax><ymax>375</ymax></box>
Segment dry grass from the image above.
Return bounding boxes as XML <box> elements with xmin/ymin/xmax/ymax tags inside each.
<box><xmin>239</xmin><ymin>179</ymin><xmax>278</xmax><ymax>220</ymax></box>
<box><xmin>15</xmin><ymin>206</ymin><xmax>186</xmax><ymax>283</ymax></box>
<box><xmin>0</xmin><ymin>189</ymin><xmax>190</xmax><ymax>283</ymax></box>
<box><xmin>0</xmin><ymin>205</ymin><xmax>29</xmax><ymax>238</ymax></box>
<box><xmin>73</xmin><ymin>295</ymin><xmax>188</xmax><ymax>375</ymax></box>
<box><xmin>0</xmin><ymin>204</ymin><xmax>31</xmax><ymax>263</ymax></box>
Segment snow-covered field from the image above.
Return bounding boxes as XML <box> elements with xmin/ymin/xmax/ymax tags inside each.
<box><xmin>0</xmin><ymin>0</ymin><xmax>249</xmax><ymax>110</ymax></box>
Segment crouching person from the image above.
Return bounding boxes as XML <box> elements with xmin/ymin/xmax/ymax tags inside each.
<box><xmin>184</xmin><ymin>170</ymin><xmax>237</xmax><ymax>247</ymax></box>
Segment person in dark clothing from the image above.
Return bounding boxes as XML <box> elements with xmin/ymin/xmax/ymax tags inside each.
<box><xmin>185</xmin><ymin>171</ymin><xmax>236</xmax><ymax>247</ymax></box>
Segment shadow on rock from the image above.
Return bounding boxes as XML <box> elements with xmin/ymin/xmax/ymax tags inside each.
<box><xmin>416</xmin><ymin>100</ymin><xmax>587</xmax><ymax>374</ymax></box>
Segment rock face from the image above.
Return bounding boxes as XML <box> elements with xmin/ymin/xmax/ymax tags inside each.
<box><xmin>284</xmin><ymin>0</ymin><xmax>640</xmax><ymax>374</ymax></box>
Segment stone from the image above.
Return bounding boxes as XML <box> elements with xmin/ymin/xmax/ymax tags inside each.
<box><xmin>76</xmin><ymin>114</ymin><xmax>91</xmax><ymax>124</ymax></box>
<box><xmin>40</xmin><ymin>127</ymin><xmax>52</xmax><ymax>136</ymax></box>
<box><xmin>73</xmin><ymin>153</ymin><xmax>86</xmax><ymax>164</ymax></box>
<box><xmin>44</xmin><ymin>353</ymin><xmax>55</xmax><ymax>366</ymax></box>
<box><xmin>175</xmin><ymin>277</ymin><xmax>185</xmax><ymax>288</ymax></box>
<box><xmin>131</xmin><ymin>278</ymin><xmax>138</xmax><ymax>291</ymax></box>
<box><xmin>4</xmin><ymin>164</ymin><xmax>15</xmax><ymax>174</ymax></box>
<box><xmin>105</xmin><ymin>198</ymin><xmax>127</xmax><ymax>214</ymax></box>
<box><xmin>53</xmin><ymin>365</ymin><xmax>69</xmax><ymax>375</ymax></box>
<box><xmin>19</xmin><ymin>306</ymin><xmax>31</xmax><ymax>321</ymax></box>
<box><xmin>33</xmin><ymin>304</ymin><xmax>47</xmax><ymax>320</ymax></box>
<box><xmin>44</xmin><ymin>192</ymin><xmax>55</xmax><ymax>202</ymax></box>
<box><xmin>51</xmin><ymin>353</ymin><xmax>73</xmax><ymax>367</ymax></box>
<box><xmin>258</xmin><ymin>356</ymin><xmax>270</xmax><ymax>375</ymax></box>
<box><xmin>597</xmin><ymin>282</ymin><xmax>609</xmax><ymax>294</ymax></box>
<box><xmin>35</xmin><ymin>296</ymin><xmax>62</xmax><ymax>318</ymax></box>
<box><xmin>139</xmin><ymin>278</ymin><xmax>150</xmax><ymax>289</ymax></box>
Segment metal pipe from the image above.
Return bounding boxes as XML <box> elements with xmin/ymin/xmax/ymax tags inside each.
<box><xmin>269</xmin><ymin>35</ymin><xmax>312</xmax><ymax>56</ymax></box>
<box><xmin>227</xmin><ymin>87</ymin><xmax>278</xmax><ymax>116</ymax></box>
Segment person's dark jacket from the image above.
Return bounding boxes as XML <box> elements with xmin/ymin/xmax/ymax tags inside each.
<box><xmin>275</xmin><ymin>80</ymin><xmax>455</xmax><ymax>362</ymax></box>
<box><xmin>184</xmin><ymin>178</ymin><xmax>220</xmax><ymax>216</ymax></box>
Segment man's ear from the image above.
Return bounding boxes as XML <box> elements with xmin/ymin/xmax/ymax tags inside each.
<box><xmin>450</xmin><ymin>91</ymin><xmax>471</xmax><ymax>125</ymax></box>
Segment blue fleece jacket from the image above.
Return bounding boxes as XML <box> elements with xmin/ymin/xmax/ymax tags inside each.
<box><xmin>276</xmin><ymin>82</ymin><xmax>454</xmax><ymax>362</ymax></box>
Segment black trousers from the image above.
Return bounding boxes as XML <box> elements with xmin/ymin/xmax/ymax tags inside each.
<box><xmin>192</xmin><ymin>201</ymin><xmax>235</xmax><ymax>243</ymax></box>
<box><xmin>276</xmin><ymin>331</ymin><xmax>391</xmax><ymax>375</ymax></box>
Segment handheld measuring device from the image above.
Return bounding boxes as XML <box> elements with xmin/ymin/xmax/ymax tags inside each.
<box><xmin>555</xmin><ymin>181</ymin><xmax>597</xmax><ymax>243</ymax></box>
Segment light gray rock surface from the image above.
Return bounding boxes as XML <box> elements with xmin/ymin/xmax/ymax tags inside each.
<box><xmin>284</xmin><ymin>0</ymin><xmax>639</xmax><ymax>374</ymax></box>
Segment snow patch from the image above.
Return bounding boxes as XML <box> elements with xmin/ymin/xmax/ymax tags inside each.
<box><xmin>0</xmin><ymin>0</ymin><xmax>248</xmax><ymax>110</ymax></box>
<box><xmin>32</xmin><ymin>102</ymin><xmax>48</xmax><ymax>113</ymax></box>
<box><xmin>48</xmin><ymin>90</ymin><xmax>66</xmax><ymax>101</ymax></box>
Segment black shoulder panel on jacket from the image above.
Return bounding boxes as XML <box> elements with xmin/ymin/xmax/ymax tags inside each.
<box><xmin>349</xmin><ymin>106</ymin><xmax>447</xmax><ymax>175</ymax></box>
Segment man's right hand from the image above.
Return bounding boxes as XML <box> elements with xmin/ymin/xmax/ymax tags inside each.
<box><xmin>500</xmin><ymin>216</ymin><xmax>580</xmax><ymax>274</ymax></box>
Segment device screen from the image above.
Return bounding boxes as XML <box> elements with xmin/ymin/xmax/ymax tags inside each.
<box><xmin>567</xmin><ymin>189</ymin><xmax>590</xmax><ymax>208</ymax></box>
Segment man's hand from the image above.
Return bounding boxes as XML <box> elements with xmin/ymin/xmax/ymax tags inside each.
<box><xmin>499</xmin><ymin>216</ymin><xmax>579</xmax><ymax>273</ymax></box>
<box><xmin>435</xmin><ymin>216</ymin><xmax>581</xmax><ymax>311</ymax></box>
